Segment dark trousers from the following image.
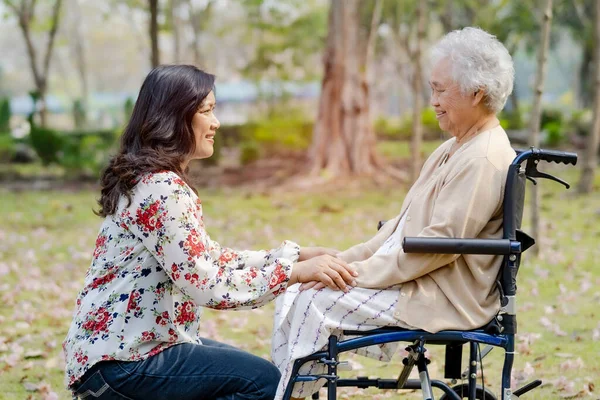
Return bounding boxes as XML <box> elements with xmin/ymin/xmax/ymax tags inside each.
<box><xmin>72</xmin><ymin>338</ymin><xmax>281</xmax><ymax>400</ymax></box>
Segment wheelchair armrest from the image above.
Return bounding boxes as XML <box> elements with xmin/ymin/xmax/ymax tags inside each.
<box><xmin>402</xmin><ymin>237</ymin><xmax>520</xmax><ymax>255</ymax></box>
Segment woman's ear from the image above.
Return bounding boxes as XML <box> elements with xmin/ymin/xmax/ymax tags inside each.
<box><xmin>472</xmin><ymin>89</ymin><xmax>485</xmax><ymax>107</ymax></box>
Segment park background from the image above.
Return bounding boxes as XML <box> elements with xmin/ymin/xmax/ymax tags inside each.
<box><xmin>0</xmin><ymin>0</ymin><xmax>599</xmax><ymax>399</ymax></box>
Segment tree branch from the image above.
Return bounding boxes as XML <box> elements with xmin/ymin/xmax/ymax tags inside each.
<box><xmin>42</xmin><ymin>0</ymin><xmax>64</xmax><ymax>83</ymax></box>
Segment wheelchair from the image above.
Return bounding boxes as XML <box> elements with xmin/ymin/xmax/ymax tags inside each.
<box><xmin>282</xmin><ymin>147</ymin><xmax>578</xmax><ymax>400</ymax></box>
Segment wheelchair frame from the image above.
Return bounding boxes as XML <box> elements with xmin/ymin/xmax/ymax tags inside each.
<box><xmin>282</xmin><ymin>148</ymin><xmax>577</xmax><ymax>400</ymax></box>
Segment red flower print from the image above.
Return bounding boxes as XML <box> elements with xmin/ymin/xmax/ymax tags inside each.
<box><xmin>182</xmin><ymin>229</ymin><xmax>205</xmax><ymax>259</ymax></box>
<box><xmin>268</xmin><ymin>264</ymin><xmax>288</xmax><ymax>289</ymax></box>
<box><xmin>171</xmin><ymin>263</ymin><xmax>181</xmax><ymax>280</ymax></box>
<box><xmin>218</xmin><ymin>251</ymin><xmax>236</xmax><ymax>266</ymax></box>
<box><xmin>140</xmin><ymin>330</ymin><xmax>156</xmax><ymax>342</ymax></box>
<box><xmin>155</xmin><ymin>311</ymin><xmax>169</xmax><ymax>326</ymax></box>
<box><xmin>135</xmin><ymin>200</ymin><xmax>164</xmax><ymax>233</ymax></box>
<box><xmin>174</xmin><ymin>301</ymin><xmax>196</xmax><ymax>325</ymax></box>
<box><xmin>184</xmin><ymin>272</ymin><xmax>200</xmax><ymax>287</ymax></box>
<box><xmin>82</xmin><ymin>307</ymin><xmax>112</xmax><ymax>334</ymax></box>
<box><xmin>93</xmin><ymin>235</ymin><xmax>108</xmax><ymax>258</ymax></box>
<box><xmin>90</xmin><ymin>272</ymin><xmax>117</xmax><ymax>290</ymax></box>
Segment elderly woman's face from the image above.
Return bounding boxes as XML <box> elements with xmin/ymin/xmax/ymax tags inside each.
<box><xmin>429</xmin><ymin>58</ymin><xmax>480</xmax><ymax>136</ymax></box>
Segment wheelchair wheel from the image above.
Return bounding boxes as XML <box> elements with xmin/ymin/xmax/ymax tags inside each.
<box><xmin>439</xmin><ymin>383</ymin><xmax>498</xmax><ymax>400</ymax></box>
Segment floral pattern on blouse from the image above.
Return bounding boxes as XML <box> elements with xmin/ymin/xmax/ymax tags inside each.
<box><xmin>63</xmin><ymin>171</ymin><xmax>300</xmax><ymax>388</ymax></box>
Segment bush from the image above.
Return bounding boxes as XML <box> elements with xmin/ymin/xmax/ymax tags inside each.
<box><xmin>374</xmin><ymin>117</ymin><xmax>406</xmax><ymax>140</ymax></box>
<box><xmin>570</xmin><ymin>109</ymin><xmax>592</xmax><ymax>137</ymax></box>
<box><xmin>239</xmin><ymin>108</ymin><xmax>313</xmax><ymax>163</ymax></box>
<box><xmin>73</xmin><ymin>99</ymin><xmax>86</xmax><ymax>129</ymax></box>
<box><xmin>543</xmin><ymin>121</ymin><xmax>565</xmax><ymax>147</ymax></box>
<box><xmin>0</xmin><ymin>134</ymin><xmax>15</xmax><ymax>163</ymax></box>
<box><xmin>124</xmin><ymin>97</ymin><xmax>134</xmax><ymax>122</ymax></box>
<box><xmin>499</xmin><ymin>109</ymin><xmax>525</xmax><ymax>130</ymax></box>
<box><xmin>239</xmin><ymin>141</ymin><xmax>261</xmax><ymax>166</ymax></box>
<box><xmin>395</xmin><ymin>109</ymin><xmax>443</xmax><ymax>141</ymax></box>
<box><xmin>30</xmin><ymin>126</ymin><xmax>64</xmax><ymax>165</ymax></box>
<box><xmin>0</xmin><ymin>98</ymin><xmax>10</xmax><ymax>132</ymax></box>
<box><xmin>541</xmin><ymin>108</ymin><xmax>564</xmax><ymax>128</ymax></box>
<box><xmin>60</xmin><ymin>129</ymin><xmax>120</xmax><ymax>177</ymax></box>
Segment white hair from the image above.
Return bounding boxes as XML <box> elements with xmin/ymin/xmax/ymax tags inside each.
<box><xmin>431</xmin><ymin>27</ymin><xmax>514</xmax><ymax>114</ymax></box>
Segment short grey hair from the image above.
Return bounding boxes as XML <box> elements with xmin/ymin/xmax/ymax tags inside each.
<box><xmin>431</xmin><ymin>27</ymin><xmax>514</xmax><ymax>114</ymax></box>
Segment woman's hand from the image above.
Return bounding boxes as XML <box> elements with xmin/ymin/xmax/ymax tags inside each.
<box><xmin>289</xmin><ymin>255</ymin><xmax>357</xmax><ymax>292</ymax></box>
<box><xmin>298</xmin><ymin>246</ymin><xmax>340</xmax><ymax>261</ymax></box>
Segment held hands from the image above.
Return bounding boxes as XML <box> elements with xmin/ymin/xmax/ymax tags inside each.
<box><xmin>289</xmin><ymin>254</ymin><xmax>358</xmax><ymax>293</ymax></box>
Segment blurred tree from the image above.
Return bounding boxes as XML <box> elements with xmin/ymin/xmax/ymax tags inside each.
<box><xmin>3</xmin><ymin>0</ymin><xmax>64</xmax><ymax>127</ymax></box>
<box><xmin>149</xmin><ymin>0</ymin><xmax>160</xmax><ymax>67</ymax></box>
<box><xmin>241</xmin><ymin>0</ymin><xmax>327</xmax><ymax>114</ymax></box>
<box><xmin>554</xmin><ymin>0</ymin><xmax>595</xmax><ymax>107</ymax></box>
<box><xmin>186</xmin><ymin>0</ymin><xmax>216</xmax><ymax>68</ymax></box>
<box><xmin>578</xmin><ymin>0</ymin><xmax>600</xmax><ymax>194</ymax></box>
<box><xmin>383</xmin><ymin>0</ymin><xmax>428</xmax><ymax>182</ymax></box>
<box><xmin>309</xmin><ymin>0</ymin><xmax>381</xmax><ymax>177</ymax></box>
<box><xmin>529</xmin><ymin>0</ymin><xmax>554</xmax><ymax>254</ymax></box>
<box><xmin>166</xmin><ymin>0</ymin><xmax>181</xmax><ymax>63</ymax></box>
<box><xmin>68</xmin><ymin>0</ymin><xmax>89</xmax><ymax>127</ymax></box>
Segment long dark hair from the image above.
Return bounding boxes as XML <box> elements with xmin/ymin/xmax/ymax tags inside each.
<box><xmin>96</xmin><ymin>65</ymin><xmax>215</xmax><ymax>217</ymax></box>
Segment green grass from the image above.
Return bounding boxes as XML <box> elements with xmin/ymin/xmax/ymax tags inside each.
<box><xmin>0</xmin><ymin>156</ymin><xmax>598</xmax><ymax>399</ymax></box>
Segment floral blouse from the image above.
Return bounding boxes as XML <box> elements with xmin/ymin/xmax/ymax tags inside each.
<box><xmin>63</xmin><ymin>171</ymin><xmax>300</xmax><ymax>388</ymax></box>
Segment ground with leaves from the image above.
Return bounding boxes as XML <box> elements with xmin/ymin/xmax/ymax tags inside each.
<box><xmin>0</xmin><ymin>157</ymin><xmax>598</xmax><ymax>399</ymax></box>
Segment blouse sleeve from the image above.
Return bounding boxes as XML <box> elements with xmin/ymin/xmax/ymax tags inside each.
<box><xmin>120</xmin><ymin>173</ymin><xmax>299</xmax><ymax>310</ymax></box>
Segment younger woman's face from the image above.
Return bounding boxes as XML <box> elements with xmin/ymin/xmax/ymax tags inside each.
<box><xmin>191</xmin><ymin>90</ymin><xmax>220</xmax><ymax>160</ymax></box>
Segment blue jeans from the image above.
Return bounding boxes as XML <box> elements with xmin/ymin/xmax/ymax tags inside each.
<box><xmin>71</xmin><ymin>339</ymin><xmax>281</xmax><ymax>400</ymax></box>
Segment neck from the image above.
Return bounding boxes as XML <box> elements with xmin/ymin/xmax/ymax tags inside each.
<box><xmin>454</xmin><ymin>113</ymin><xmax>499</xmax><ymax>145</ymax></box>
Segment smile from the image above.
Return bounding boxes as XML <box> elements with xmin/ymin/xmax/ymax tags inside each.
<box><xmin>436</xmin><ymin>111</ymin><xmax>446</xmax><ymax>119</ymax></box>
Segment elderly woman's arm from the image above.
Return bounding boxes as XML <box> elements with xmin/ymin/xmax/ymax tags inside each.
<box><xmin>336</xmin><ymin>215</ymin><xmax>402</xmax><ymax>263</ymax></box>
<box><xmin>352</xmin><ymin>157</ymin><xmax>504</xmax><ymax>288</ymax></box>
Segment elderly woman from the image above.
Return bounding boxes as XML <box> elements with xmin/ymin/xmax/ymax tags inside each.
<box><xmin>272</xmin><ymin>27</ymin><xmax>517</xmax><ymax>399</ymax></box>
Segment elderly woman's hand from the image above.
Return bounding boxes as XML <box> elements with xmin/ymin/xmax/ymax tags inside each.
<box><xmin>289</xmin><ymin>255</ymin><xmax>357</xmax><ymax>292</ymax></box>
<box><xmin>298</xmin><ymin>246</ymin><xmax>340</xmax><ymax>261</ymax></box>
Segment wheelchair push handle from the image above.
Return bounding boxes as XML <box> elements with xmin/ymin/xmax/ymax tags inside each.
<box><xmin>515</xmin><ymin>147</ymin><xmax>578</xmax><ymax>166</ymax></box>
<box><xmin>533</xmin><ymin>149</ymin><xmax>577</xmax><ymax>165</ymax></box>
<box><xmin>402</xmin><ymin>237</ymin><xmax>519</xmax><ymax>255</ymax></box>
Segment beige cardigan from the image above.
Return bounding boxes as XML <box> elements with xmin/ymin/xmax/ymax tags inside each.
<box><xmin>339</xmin><ymin>126</ymin><xmax>515</xmax><ymax>333</ymax></box>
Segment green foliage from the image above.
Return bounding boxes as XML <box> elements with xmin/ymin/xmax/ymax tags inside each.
<box><xmin>241</xmin><ymin>0</ymin><xmax>327</xmax><ymax>82</ymax></box>
<box><xmin>60</xmin><ymin>130</ymin><xmax>119</xmax><ymax>177</ymax></box>
<box><xmin>0</xmin><ymin>134</ymin><xmax>15</xmax><ymax>163</ymax></box>
<box><xmin>540</xmin><ymin>109</ymin><xmax>566</xmax><ymax>147</ymax></box>
<box><xmin>499</xmin><ymin>109</ymin><xmax>526</xmax><ymax>130</ymax></box>
<box><xmin>541</xmin><ymin>108</ymin><xmax>564</xmax><ymax>128</ymax></box>
<box><xmin>374</xmin><ymin>117</ymin><xmax>406</xmax><ymax>140</ymax></box>
<box><xmin>0</xmin><ymin>97</ymin><xmax>10</xmax><ymax>132</ymax></box>
<box><xmin>569</xmin><ymin>108</ymin><xmax>592</xmax><ymax>137</ymax></box>
<box><xmin>124</xmin><ymin>97</ymin><xmax>134</xmax><ymax>122</ymax></box>
<box><xmin>543</xmin><ymin>121</ymin><xmax>564</xmax><ymax>147</ymax></box>
<box><xmin>239</xmin><ymin>141</ymin><xmax>261</xmax><ymax>166</ymax></box>
<box><xmin>240</xmin><ymin>107</ymin><xmax>313</xmax><ymax>161</ymax></box>
<box><xmin>29</xmin><ymin>126</ymin><xmax>64</xmax><ymax>165</ymax></box>
<box><xmin>73</xmin><ymin>99</ymin><xmax>86</xmax><ymax>129</ymax></box>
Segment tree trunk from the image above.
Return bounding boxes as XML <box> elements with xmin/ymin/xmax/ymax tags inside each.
<box><xmin>9</xmin><ymin>0</ymin><xmax>63</xmax><ymax>127</ymax></box>
<box><xmin>578</xmin><ymin>0</ymin><xmax>600</xmax><ymax>193</ymax></box>
<box><xmin>71</xmin><ymin>0</ymin><xmax>89</xmax><ymax>122</ymax></box>
<box><xmin>529</xmin><ymin>0</ymin><xmax>553</xmax><ymax>255</ymax></box>
<box><xmin>170</xmin><ymin>0</ymin><xmax>181</xmax><ymax>63</ymax></box>
<box><xmin>439</xmin><ymin>0</ymin><xmax>454</xmax><ymax>32</ymax></box>
<box><xmin>309</xmin><ymin>0</ymin><xmax>378</xmax><ymax>177</ymax></box>
<box><xmin>410</xmin><ymin>0</ymin><xmax>427</xmax><ymax>183</ymax></box>
<box><xmin>149</xmin><ymin>0</ymin><xmax>160</xmax><ymax>68</ymax></box>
